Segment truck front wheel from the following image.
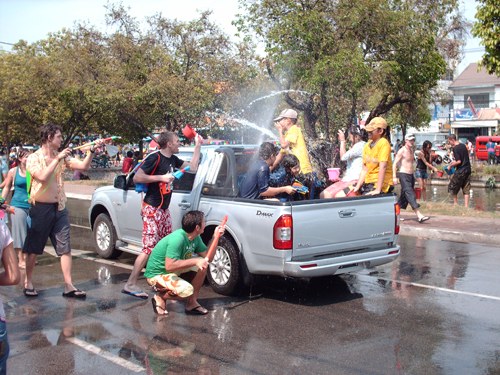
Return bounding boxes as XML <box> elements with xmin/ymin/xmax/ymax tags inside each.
<box><xmin>207</xmin><ymin>235</ymin><xmax>242</xmax><ymax>296</ymax></box>
<box><xmin>93</xmin><ymin>213</ymin><xmax>121</xmax><ymax>259</ymax></box>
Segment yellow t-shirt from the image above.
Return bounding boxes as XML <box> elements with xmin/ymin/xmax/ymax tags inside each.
<box><xmin>285</xmin><ymin>125</ymin><xmax>313</xmax><ymax>174</ymax></box>
<box><xmin>362</xmin><ymin>137</ymin><xmax>393</xmax><ymax>193</ymax></box>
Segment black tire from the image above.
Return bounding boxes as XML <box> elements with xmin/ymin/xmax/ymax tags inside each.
<box><xmin>93</xmin><ymin>213</ymin><xmax>121</xmax><ymax>259</ymax></box>
<box><xmin>207</xmin><ymin>235</ymin><xmax>242</xmax><ymax>296</ymax></box>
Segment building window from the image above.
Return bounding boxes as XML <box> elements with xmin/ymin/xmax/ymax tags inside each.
<box><xmin>466</xmin><ymin>94</ymin><xmax>489</xmax><ymax>109</ymax></box>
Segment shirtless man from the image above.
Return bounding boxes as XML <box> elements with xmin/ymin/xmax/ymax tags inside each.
<box><xmin>23</xmin><ymin>124</ymin><xmax>103</xmax><ymax>298</ymax></box>
<box><xmin>392</xmin><ymin>134</ymin><xmax>430</xmax><ymax>223</ymax></box>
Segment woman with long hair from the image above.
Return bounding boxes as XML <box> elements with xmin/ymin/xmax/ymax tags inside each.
<box><xmin>415</xmin><ymin>140</ymin><xmax>438</xmax><ymax>200</ymax></box>
<box><xmin>1</xmin><ymin>149</ymin><xmax>31</xmax><ymax>269</ymax></box>
<box><xmin>321</xmin><ymin>126</ymin><xmax>367</xmax><ymax>198</ymax></box>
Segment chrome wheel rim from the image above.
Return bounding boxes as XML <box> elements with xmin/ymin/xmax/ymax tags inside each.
<box><xmin>96</xmin><ymin>222</ymin><xmax>110</xmax><ymax>251</ymax></box>
<box><xmin>209</xmin><ymin>246</ymin><xmax>231</xmax><ymax>286</ymax></box>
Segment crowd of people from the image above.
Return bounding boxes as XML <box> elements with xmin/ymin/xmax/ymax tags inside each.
<box><xmin>0</xmin><ymin>112</ymin><xmax>481</xmax><ymax>372</ymax></box>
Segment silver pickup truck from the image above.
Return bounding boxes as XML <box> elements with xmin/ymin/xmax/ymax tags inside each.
<box><xmin>89</xmin><ymin>145</ymin><xmax>401</xmax><ymax>295</ymax></box>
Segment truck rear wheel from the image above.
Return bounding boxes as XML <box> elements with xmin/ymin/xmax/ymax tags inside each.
<box><xmin>93</xmin><ymin>213</ymin><xmax>121</xmax><ymax>259</ymax></box>
<box><xmin>207</xmin><ymin>235</ymin><xmax>242</xmax><ymax>296</ymax></box>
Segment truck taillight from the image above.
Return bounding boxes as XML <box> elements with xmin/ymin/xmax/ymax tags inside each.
<box><xmin>394</xmin><ymin>203</ymin><xmax>400</xmax><ymax>235</ymax></box>
<box><xmin>273</xmin><ymin>214</ymin><xmax>293</xmax><ymax>250</ymax></box>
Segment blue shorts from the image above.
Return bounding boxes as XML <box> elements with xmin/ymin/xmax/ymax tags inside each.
<box><xmin>0</xmin><ymin>320</ymin><xmax>9</xmax><ymax>375</ymax></box>
<box><xmin>415</xmin><ymin>169</ymin><xmax>429</xmax><ymax>179</ymax></box>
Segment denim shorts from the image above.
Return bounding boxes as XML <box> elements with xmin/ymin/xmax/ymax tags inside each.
<box><xmin>0</xmin><ymin>320</ymin><xmax>9</xmax><ymax>375</ymax></box>
<box><xmin>415</xmin><ymin>169</ymin><xmax>429</xmax><ymax>179</ymax></box>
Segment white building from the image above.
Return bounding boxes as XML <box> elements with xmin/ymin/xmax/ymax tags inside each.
<box><xmin>448</xmin><ymin>63</ymin><xmax>500</xmax><ymax>138</ymax></box>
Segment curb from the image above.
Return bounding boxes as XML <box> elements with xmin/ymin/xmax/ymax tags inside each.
<box><xmin>399</xmin><ymin>225</ymin><xmax>499</xmax><ymax>246</ymax></box>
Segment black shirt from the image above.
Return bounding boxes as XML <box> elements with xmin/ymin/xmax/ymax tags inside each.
<box><xmin>141</xmin><ymin>152</ymin><xmax>184</xmax><ymax>209</ymax></box>
<box><xmin>452</xmin><ymin>143</ymin><xmax>471</xmax><ymax>173</ymax></box>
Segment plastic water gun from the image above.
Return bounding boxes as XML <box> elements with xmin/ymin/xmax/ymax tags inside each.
<box><xmin>173</xmin><ymin>166</ymin><xmax>190</xmax><ymax>179</ymax></box>
<box><xmin>292</xmin><ymin>180</ymin><xmax>309</xmax><ymax>194</ymax></box>
<box><xmin>72</xmin><ymin>136</ymin><xmax>121</xmax><ymax>150</ymax></box>
<box><xmin>444</xmin><ymin>165</ymin><xmax>456</xmax><ymax>175</ymax></box>
<box><xmin>205</xmin><ymin>216</ymin><xmax>228</xmax><ymax>263</ymax></box>
<box><xmin>0</xmin><ymin>201</ymin><xmax>15</xmax><ymax>220</ymax></box>
<box><xmin>160</xmin><ymin>166</ymin><xmax>192</xmax><ymax>194</ymax></box>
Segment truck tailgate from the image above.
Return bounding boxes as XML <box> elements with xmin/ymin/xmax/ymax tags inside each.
<box><xmin>291</xmin><ymin>195</ymin><xmax>397</xmax><ymax>260</ymax></box>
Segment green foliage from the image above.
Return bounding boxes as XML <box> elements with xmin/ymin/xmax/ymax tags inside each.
<box><xmin>472</xmin><ymin>0</ymin><xmax>500</xmax><ymax>76</ymax></box>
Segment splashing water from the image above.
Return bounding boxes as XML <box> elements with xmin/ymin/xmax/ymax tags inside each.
<box><xmin>227</xmin><ymin>117</ymin><xmax>276</xmax><ymax>138</ymax></box>
<box><xmin>245</xmin><ymin>90</ymin><xmax>313</xmax><ymax>110</ymax></box>
<box><xmin>206</xmin><ymin>111</ymin><xmax>277</xmax><ymax>139</ymax></box>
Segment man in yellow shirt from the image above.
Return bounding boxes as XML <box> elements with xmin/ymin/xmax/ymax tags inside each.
<box><xmin>274</xmin><ymin>109</ymin><xmax>313</xmax><ymax>174</ymax></box>
<box><xmin>274</xmin><ymin>109</ymin><xmax>316</xmax><ymax>198</ymax></box>
<box><xmin>353</xmin><ymin>117</ymin><xmax>394</xmax><ymax>195</ymax></box>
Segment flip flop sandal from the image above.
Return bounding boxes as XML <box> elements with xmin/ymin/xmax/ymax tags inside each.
<box><xmin>418</xmin><ymin>216</ymin><xmax>430</xmax><ymax>223</ymax></box>
<box><xmin>121</xmin><ymin>289</ymin><xmax>149</xmax><ymax>300</ymax></box>
<box><xmin>151</xmin><ymin>297</ymin><xmax>168</xmax><ymax>315</ymax></box>
<box><xmin>62</xmin><ymin>289</ymin><xmax>87</xmax><ymax>299</ymax></box>
<box><xmin>23</xmin><ymin>288</ymin><xmax>38</xmax><ymax>297</ymax></box>
<box><xmin>185</xmin><ymin>305</ymin><xmax>208</xmax><ymax>315</ymax></box>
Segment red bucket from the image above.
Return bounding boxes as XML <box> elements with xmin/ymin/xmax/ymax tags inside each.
<box><xmin>182</xmin><ymin>124</ymin><xmax>197</xmax><ymax>140</ymax></box>
<box><xmin>414</xmin><ymin>187</ymin><xmax>422</xmax><ymax>200</ymax></box>
<box><xmin>436</xmin><ymin>170</ymin><xmax>444</xmax><ymax>178</ymax></box>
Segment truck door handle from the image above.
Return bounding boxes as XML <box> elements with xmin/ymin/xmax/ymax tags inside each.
<box><xmin>339</xmin><ymin>209</ymin><xmax>356</xmax><ymax>218</ymax></box>
<box><xmin>178</xmin><ymin>201</ymin><xmax>191</xmax><ymax>209</ymax></box>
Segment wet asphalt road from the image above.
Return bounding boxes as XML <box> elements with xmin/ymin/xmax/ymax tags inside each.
<box><xmin>5</xmin><ymin>199</ymin><xmax>500</xmax><ymax>374</ymax></box>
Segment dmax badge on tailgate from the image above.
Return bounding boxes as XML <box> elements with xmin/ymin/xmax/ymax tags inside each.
<box><xmin>256</xmin><ymin>210</ymin><xmax>273</xmax><ymax>218</ymax></box>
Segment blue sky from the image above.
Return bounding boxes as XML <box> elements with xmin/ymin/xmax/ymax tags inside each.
<box><xmin>0</xmin><ymin>0</ymin><xmax>484</xmax><ymax>75</ymax></box>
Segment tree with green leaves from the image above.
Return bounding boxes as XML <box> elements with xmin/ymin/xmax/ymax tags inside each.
<box><xmin>472</xmin><ymin>0</ymin><xmax>500</xmax><ymax>76</ymax></box>
<box><xmin>236</xmin><ymin>0</ymin><xmax>462</xmax><ymax>145</ymax></box>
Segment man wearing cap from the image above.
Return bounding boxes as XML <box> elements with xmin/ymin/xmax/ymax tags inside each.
<box><xmin>273</xmin><ymin>109</ymin><xmax>314</xmax><ymax>197</ymax></box>
<box><xmin>392</xmin><ymin>133</ymin><xmax>430</xmax><ymax>223</ymax></box>
<box><xmin>353</xmin><ymin>117</ymin><xmax>394</xmax><ymax>195</ymax></box>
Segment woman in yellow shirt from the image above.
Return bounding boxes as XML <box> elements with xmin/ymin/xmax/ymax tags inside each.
<box><xmin>353</xmin><ymin>117</ymin><xmax>394</xmax><ymax>195</ymax></box>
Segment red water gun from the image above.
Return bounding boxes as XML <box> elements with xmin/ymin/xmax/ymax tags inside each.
<box><xmin>205</xmin><ymin>215</ymin><xmax>228</xmax><ymax>263</ymax></box>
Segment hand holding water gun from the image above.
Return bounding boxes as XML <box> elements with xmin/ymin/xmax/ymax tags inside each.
<box><xmin>0</xmin><ymin>200</ymin><xmax>15</xmax><ymax>220</ymax></box>
<box><xmin>160</xmin><ymin>166</ymin><xmax>191</xmax><ymax>194</ymax></box>
<box><xmin>72</xmin><ymin>136</ymin><xmax>121</xmax><ymax>151</ymax></box>
<box><xmin>292</xmin><ymin>180</ymin><xmax>309</xmax><ymax>194</ymax></box>
<box><xmin>205</xmin><ymin>216</ymin><xmax>228</xmax><ymax>263</ymax></box>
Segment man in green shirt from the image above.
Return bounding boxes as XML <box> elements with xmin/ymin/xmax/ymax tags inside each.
<box><xmin>145</xmin><ymin>210</ymin><xmax>225</xmax><ymax>316</ymax></box>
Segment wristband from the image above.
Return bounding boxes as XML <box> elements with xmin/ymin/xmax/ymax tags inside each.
<box><xmin>0</xmin><ymin>197</ymin><xmax>5</xmax><ymax>204</ymax></box>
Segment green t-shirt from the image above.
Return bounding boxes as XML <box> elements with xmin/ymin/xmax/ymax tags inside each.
<box><xmin>144</xmin><ymin>229</ymin><xmax>207</xmax><ymax>278</ymax></box>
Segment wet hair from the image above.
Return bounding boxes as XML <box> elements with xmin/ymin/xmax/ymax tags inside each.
<box><xmin>40</xmin><ymin>123</ymin><xmax>62</xmax><ymax>144</ymax></box>
<box><xmin>16</xmin><ymin>149</ymin><xmax>30</xmax><ymax>161</ymax></box>
<box><xmin>157</xmin><ymin>132</ymin><xmax>177</xmax><ymax>149</ymax></box>
<box><xmin>448</xmin><ymin>134</ymin><xmax>457</xmax><ymax>141</ymax></box>
<box><xmin>182</xmin><ymin>210</ymin><xmax>205</xmax><ymax>233</ymax></box>
<box><xmin>259</xmin><ymin>142</ymin><xmax>278</xmax><ymax>160</ymax></box>
<box><xmin>126</xmin><ymin>150</ymin><xmax>133</xmax><ymax>158</ymax></box>
<box><xmin>422</xmin><ymin>140</ymin><xmax>432</xmax><ymax>161</ymax></box>
<box><xmin>282</xmin><ymin>154</ymin><xmax>300</xmax><ymax>173</ymax></box>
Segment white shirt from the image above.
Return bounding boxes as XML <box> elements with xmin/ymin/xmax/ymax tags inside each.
<box><xmin>341</xmin><ymin>141</ymin><xmax>366</xmax><ymax>182</ymax></box>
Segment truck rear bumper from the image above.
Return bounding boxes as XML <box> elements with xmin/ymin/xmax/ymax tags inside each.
<box><xmin>283</xmin><ymin>246</ymin><xmax>400</xmax><ymax>277</ymax></box>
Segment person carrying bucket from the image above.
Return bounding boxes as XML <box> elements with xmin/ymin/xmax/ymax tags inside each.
<box><xmin>415</xmin><ymin>140</ymin><xmax>438</xmax><ymax>201</ymax></box>
<box><xmin>392</xmin><ymin>133</ymin><xmax>430</xmax><ymax>223</ymax></box>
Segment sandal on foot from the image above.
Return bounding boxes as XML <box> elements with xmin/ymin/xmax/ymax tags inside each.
<box><xmin>62</xmin><ymin>289</ymin><xmax>86</xmax><ymax>299</ymax></box>
<box><xmin>151</xmin><ymin>297</ymin><xmax>168</xmax><ymax>315</ymax></box>
<box><xmin>418</xmin><ymin>216</ymin><xmax>430</xmax><ymax>223</ymax></box>
<box><xmin>185</xmin><ymin>305</ymin><xmax>208</xmax><ymax>315</ymax></box>
<box><xmin>23</xmin><ymin>288</ymin><xmax>38</xmax><ymax>297</ymax></box>
<box><xmin>121</xmin><ymin>289</ymin><xmax>149</xmax><ymax>300</ymax></box>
